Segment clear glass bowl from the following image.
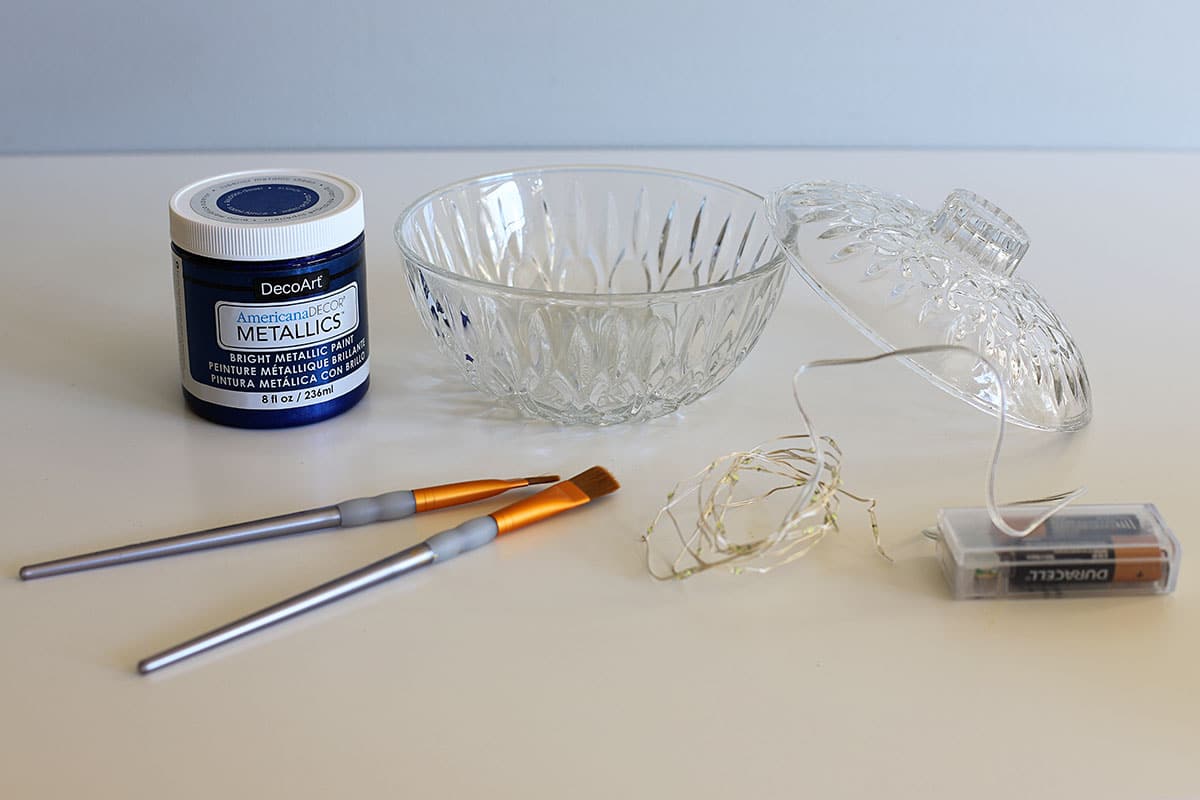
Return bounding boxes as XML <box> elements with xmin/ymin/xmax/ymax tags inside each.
<box><xmin>395</xmin><ymin>166</ymin><xmax>788</xmax><ymax>425</ymax></box>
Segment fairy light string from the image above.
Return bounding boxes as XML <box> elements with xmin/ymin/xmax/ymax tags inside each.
<box><xmin>643</xmin><ymin>345</ymin><xmax>1085</xmax><ymax>580</ymax></box>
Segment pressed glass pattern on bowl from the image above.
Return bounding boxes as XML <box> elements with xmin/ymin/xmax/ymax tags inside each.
<box><xmin>396</xmin><ymin>167</ymin><xmax>788</xmax><ymax>425</ymax></box>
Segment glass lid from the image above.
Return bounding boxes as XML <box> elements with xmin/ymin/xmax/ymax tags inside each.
<box><xmin>768</xmin><ymin>181</ymin><xmax>1091</xmax><ymax>432</ymax></box>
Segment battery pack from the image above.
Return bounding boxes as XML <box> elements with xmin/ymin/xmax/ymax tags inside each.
<box><xmin>936</xmin><ymin>504</ymin><xmax>1180</xmax><ymax>599</ymax></box>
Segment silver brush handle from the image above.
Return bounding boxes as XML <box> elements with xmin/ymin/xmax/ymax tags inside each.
<box><xmin>137</xmin><ymin>516</ymin><xmax>500</xmax><ymax>674</ymax></box>
<box><xmin>19</xmin><ymin>507</ymin><xmax>342</xmax><ymax>580</ymax></box>
<box><xmin>138</xmin><ymin>543</ymin><xmax>438</xmax><ymax>674</ymax></box>
<box><xmin>18</xmin><ymin>491</ymin><xmax>418</xmax><ymax>580</ymax></box>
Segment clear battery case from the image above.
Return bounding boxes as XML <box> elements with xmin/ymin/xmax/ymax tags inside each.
<box><xmin>936</xmin><ymin>504</ymin><xmax>1180</xmax><ymax>599</ymax></box>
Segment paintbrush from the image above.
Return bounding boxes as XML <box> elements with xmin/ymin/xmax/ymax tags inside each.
<box><xmin>19</xmin><ymin>475</ymin><xmax>559</xmax><ymax>580</ymax></box>
<box><xmin>137</xmin><ymin>466</ymin><xmax>619</xmax><ymax>674</ymax></box>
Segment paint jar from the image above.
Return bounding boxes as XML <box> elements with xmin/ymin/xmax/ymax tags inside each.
<box><xmin>169</xmin><ymin>169</ymin><xmax>370</xmax><ymax>428</ymax></box>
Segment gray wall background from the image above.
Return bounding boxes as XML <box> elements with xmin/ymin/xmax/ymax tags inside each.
<box><xmin>3</xmin><ymin>0</ymin><xmax>1197</xmax><ymax>153</ymax></box>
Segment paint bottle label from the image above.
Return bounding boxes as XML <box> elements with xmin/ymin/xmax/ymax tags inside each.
<box><xmin>173</xmin><ymin>238</ymin><xmax>369</xmax><ymax>415</ymax></box>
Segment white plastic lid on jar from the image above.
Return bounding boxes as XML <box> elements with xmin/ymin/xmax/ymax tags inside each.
<box><xmin>169</xmin><ymin>169</ymin><xmax>365</xmax><ymax>262</ymax></box>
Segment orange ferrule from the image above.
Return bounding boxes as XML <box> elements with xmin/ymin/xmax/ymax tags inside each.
<box><xmin>413</xmin><ymin>479</ymin><xmax>524</xmax><ymax>513</ymax></box>
<box><xmin>490</xmin><ymin>482</ymin><xmax>589</xmax><ymax>535</ymax></box>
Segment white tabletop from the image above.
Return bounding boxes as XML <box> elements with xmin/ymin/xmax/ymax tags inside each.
<box><xmin>2</xmin><ymin>149</ymin><xmax>1197</xmax><ymax>798</ymax></box>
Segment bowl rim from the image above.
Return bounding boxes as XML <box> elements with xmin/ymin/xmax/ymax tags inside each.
<box><xmin>394</xmin><ymin>164</ymin><xmax>788</xmax><ymax>303</ymax></box>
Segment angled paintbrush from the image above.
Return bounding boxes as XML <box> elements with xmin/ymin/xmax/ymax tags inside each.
<box><xmin>138</xmin><ymin>467</ymin><xmax>619</xmax><ymax>674</ymax></box>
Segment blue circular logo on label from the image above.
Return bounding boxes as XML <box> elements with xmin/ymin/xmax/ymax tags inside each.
<box><xmin>216</xmin><ymin>183</ymin><xmax>320</xmax><ymax>217</ymax></box>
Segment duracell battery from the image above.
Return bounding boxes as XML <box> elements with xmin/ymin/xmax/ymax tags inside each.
<box><xmin>994</xmin><ymin>514</ymin><xmax>1165</xmax><ymax>589</ymax></box>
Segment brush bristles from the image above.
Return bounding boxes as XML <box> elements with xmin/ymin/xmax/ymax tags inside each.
<box><xmin>522</xmin><ymin>475</ymin><xmax>560</xmax><ymax>485</ymax></box>
<box><xmin>567</xmin><ymin>466</ymin><xmax>620</xmax><ymax>499</ymax></box>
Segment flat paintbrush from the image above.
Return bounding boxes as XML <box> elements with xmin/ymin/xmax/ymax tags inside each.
<box><xmin>19</xmin><ymin>475</ymin><xmax>559</xmax><ymax>580</ymax></box>
<box><xmin>137</xmin><ymin>466</ymin><xmax>619</xmax><ymax>674</ymax></box>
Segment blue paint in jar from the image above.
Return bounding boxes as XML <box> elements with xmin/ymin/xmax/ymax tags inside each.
<box><xmin>169</xmin><ymin>170</ymin><xmax>370</xmax><ymax>428</ymax></box>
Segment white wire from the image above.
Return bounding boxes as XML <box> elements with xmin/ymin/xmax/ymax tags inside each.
<box><xmin>791</xmin><ymin>344</ymin><xmax>1085</xmax><ymax>538</ymax></box>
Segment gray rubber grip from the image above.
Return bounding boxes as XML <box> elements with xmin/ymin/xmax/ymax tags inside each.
<box><xmin>336</xmin><ymin>490</ymin><xmax>417</xmax><ymax>527</ymax></box>
<box><xmin>424</xmin><ymin>516</ymin><xmax>499</xmax><ymax>561</ymax></box>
